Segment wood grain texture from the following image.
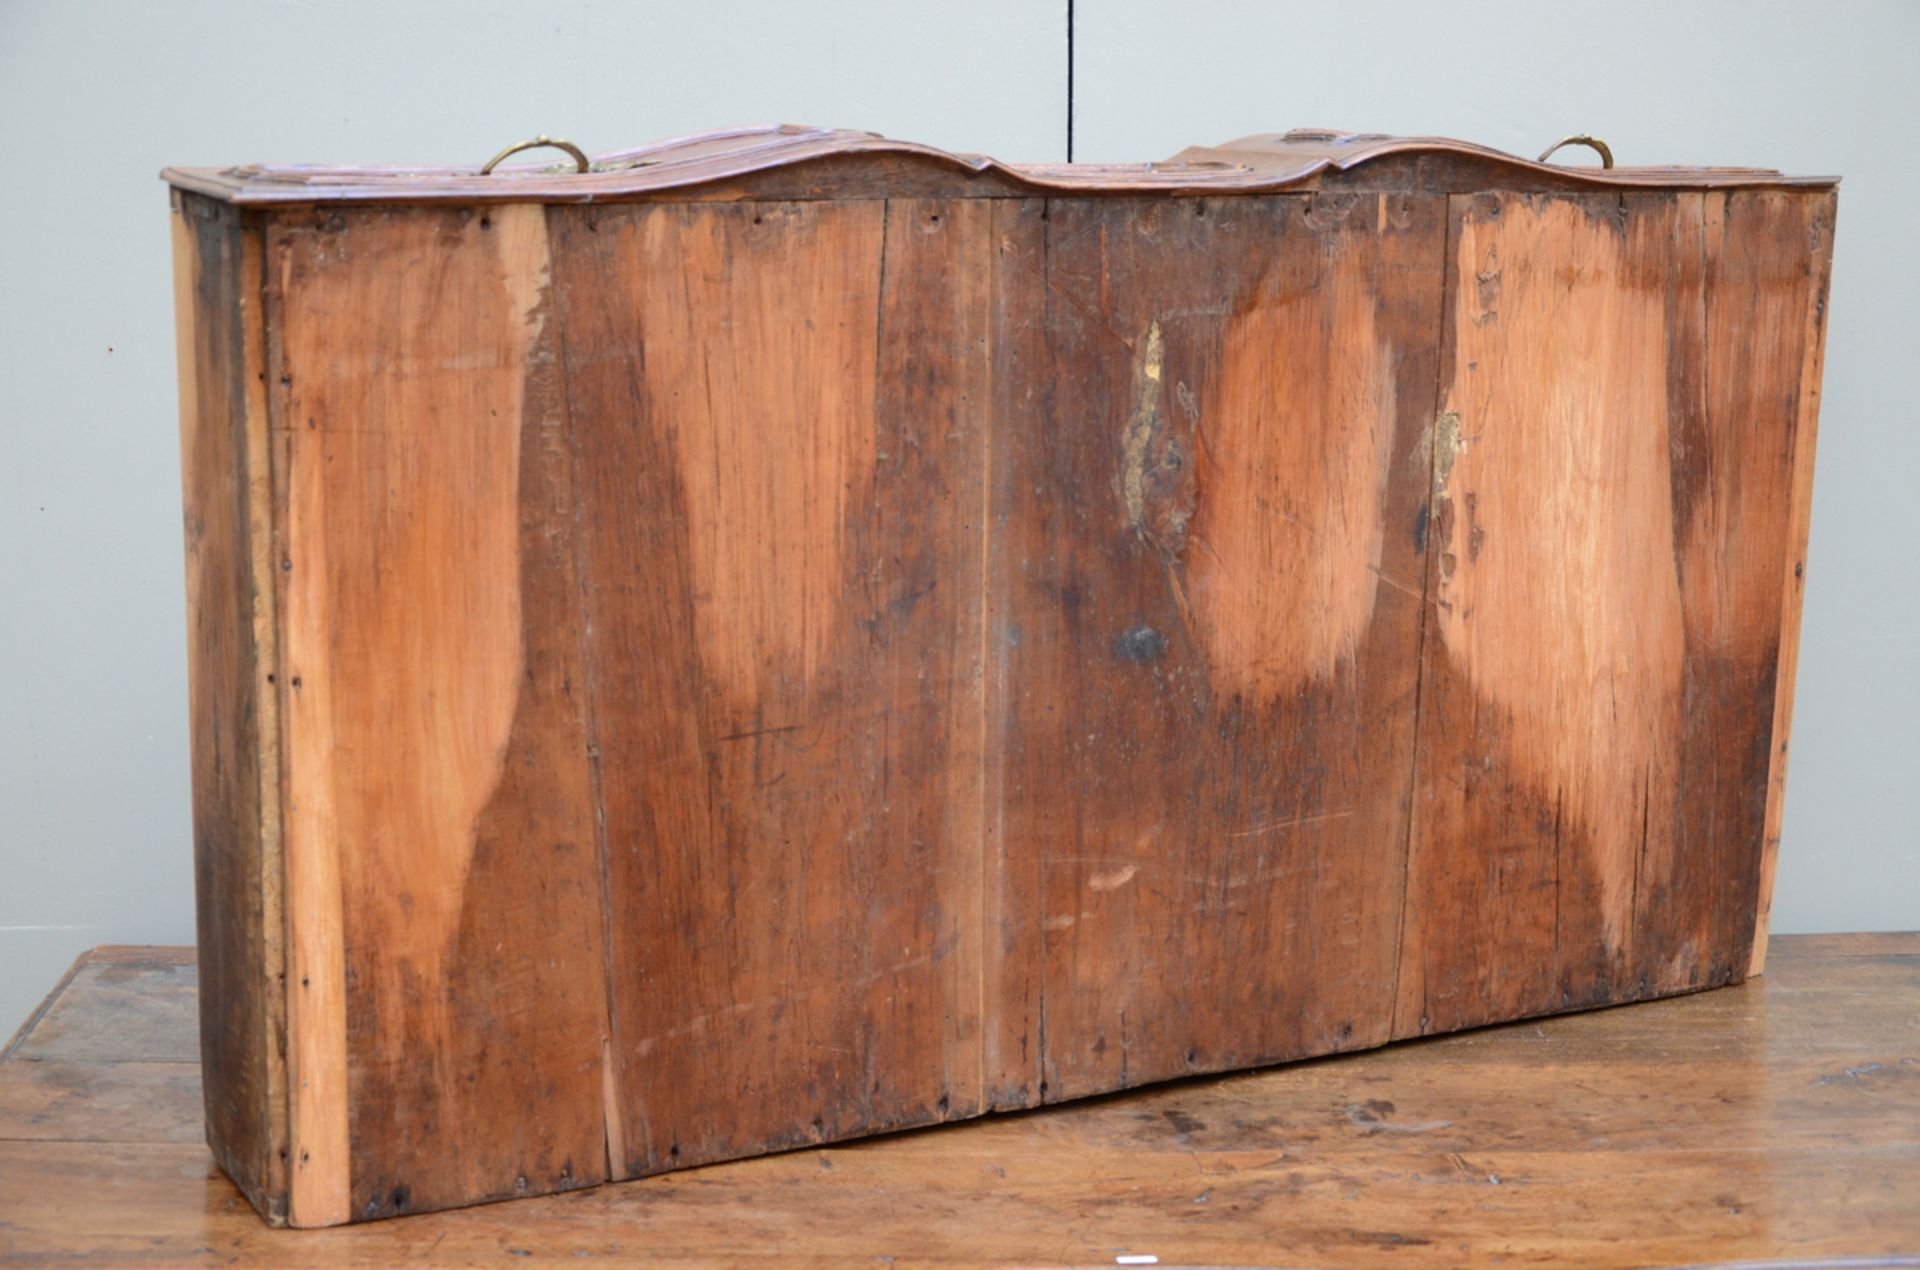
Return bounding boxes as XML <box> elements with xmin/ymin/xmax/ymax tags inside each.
<box><xmin>3</xmin><ymin>954</ymin><xmax>199</xmax><ymax>1065</ymax></box>
<box><xmin>1399</xmin><ymin>192</ymin><xmax>1695</xmax><ymax>1033</ymax></box>
<box><xmin>1740</xmin><ymin>190</ymin><xmax>1840</xmax><ymax>974</ymax></box>
<box><xmin>551</xmin><ymin>197</ymin><xmax>1005</xmax><ymax>1173</ymax></box>
<box><xmin>3</xmin><ymin>938</ymin><xmax>1916</xmax><ymax>1266</ymax></box>
<box><xmin>0</xmin><ymin>1060</ymin><xmax>203</xmax><ymax>1144</ymax></box>
<box><xmin>171</xmin><ymin>191</ymin><xmax>285</xmax><ymax>1219</ymax></box>
<box><xmin>1009</xmin><ymin>193</ymin><xmax>1443</xmax><ymax>1099</ymax></box>
<box><xmin>977</xmin><ymin>199</ymin><xmax>1051</xmax><ymax>1110</ymax></box>
<box><xmin>167</xmin><ymin>161</ymin><xmax>1839</xmax><ymax>1225</ymax></box>
<box><xmin>271</xmin><ymin>205</ymin><xmax>610</xmax><ymax>1222</ymax></box>
<box><xmin>1394</xmin><ymin>191</ymin><xmax>1833</xmax><ymax>1037</ymax></box>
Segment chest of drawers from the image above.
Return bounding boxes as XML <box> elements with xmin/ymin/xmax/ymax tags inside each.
<box><xmin>166</xmin><ymin>126</ymin><xmax>1838</xmax><ymax>1225</ymax></box>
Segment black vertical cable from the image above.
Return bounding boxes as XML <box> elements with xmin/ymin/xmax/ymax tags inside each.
<box><xmin>1066</xmin><ymin>0</ymin><xmax>1076</xmax><ymax>161</ymax></box>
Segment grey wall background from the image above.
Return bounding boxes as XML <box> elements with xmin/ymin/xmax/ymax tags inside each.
<box><xmin>2</xmin><ymin>0</ymin><xmax>1914</xmax><ymax>1032</ymax></box>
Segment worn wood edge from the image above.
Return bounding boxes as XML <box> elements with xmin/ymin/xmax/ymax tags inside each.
<box><xmin>158</xmin><ymin>126</ymin><xmax>1841</xmax><ymax>207</ymax></box>
<box><xmin>1750</xmin><ymin>189</ymin><xmax>1840</xmax><ymax>978</ymax></box>
<box><xmin>266</xmin><ymin>213</ymin><xmax>352</xmax><ymax>1229</ymax></box>
<box><xmin>0</xmin><ymin>947</ymin><xmax>95</xmax><ymax>1062</ymax></box>
<box><xmin>171</xmin><ymin>191</ymin><xmax>293</xmax><ymax>1225</ymax></box>
<box><xmin>240</xmin><ymin>203</ymin><xmax>291</xmax><ymax>1221</ymax></box>
<box><xmin>81</xmin><ymin>946</ymin><xmax>197</xmax><ymax>966</ymax></box>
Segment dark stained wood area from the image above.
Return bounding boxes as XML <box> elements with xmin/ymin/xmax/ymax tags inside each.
<box><xmin>170</xmin><ymin>191</ymin><xmax>284</xmax><ymax>1221</ymax></box>
<box><xmin>1010</xmin><ymin>193</ymin><xmax>1444</xmax><ymax>1099</ymax></box>
<box><xmin>2</xmin><ymin>937</ymin><xmax>1915</xmax><ymax>1266</ymax></box>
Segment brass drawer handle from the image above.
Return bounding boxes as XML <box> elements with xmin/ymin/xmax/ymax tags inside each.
<box><xmin>480</xmin><ymin>135</ymin><xmax>591</xmax><ymax>175</ymax></box>
<box><xmin>1537</xmin><ymin>133</ymin><xmax>1614</xmax><ymax>169</ymax></box>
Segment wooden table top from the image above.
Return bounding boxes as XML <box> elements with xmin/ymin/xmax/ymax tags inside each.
<box><xmin>1</xmin><ymin>935</ymin><xmax>1915</xmax><ymax>1268</ymax></box>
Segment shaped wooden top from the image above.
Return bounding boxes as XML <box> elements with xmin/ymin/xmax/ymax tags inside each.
<box><xmin>162</xmin><ymin>123</ymin><xmax>1839</xmax><ymax>205</ymax></box>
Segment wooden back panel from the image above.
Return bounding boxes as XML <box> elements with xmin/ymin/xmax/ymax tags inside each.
<box><xmin>169</xmin><ymin>168</ymin><xmax>1836</xmax><ymax>1224</ymax></box>
<box><xmin>269</xmin><ymin>206</ymin><xmax>611</xmax><ymax>1222</ymax></box>
<box><xmin>553</xmin><ymin>197</ymin><xmax>1000</xmax><ymax>1173</ymax></box>
<box><xmin>1397</xmin><ymin>190</ymin><xmax>1836</xmax><ymax>1034</ymax></box>
<box><xmin>1012</xmin><ymin>192</ymin><xmax>1443</xmax><ymax>1097</ymax></box>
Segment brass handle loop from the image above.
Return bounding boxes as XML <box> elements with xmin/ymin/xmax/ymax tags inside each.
<box><xmin>1536</xmin><ymin>134</ymin><xmax>1615</xmax><ymax>170</ymax></box>
<box><xmin>480</xmin><ymin>135</ymin><xmax>591</xmax><ymax>175</ymax></box>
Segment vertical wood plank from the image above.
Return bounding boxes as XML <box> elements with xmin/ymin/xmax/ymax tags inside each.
<box><xmin>272</xmin><ymin>204</ymin><xmax>609</xmax><ymax>1222</ymax></box>
<box><xmin>266</xmin><ymin>208</ymin><xmax>349</xmax><ymax>1229</ymax></box>
<box><xmin>1399</xmin><ymin>194</ymin><xmax>1697</xmax><ymax>1034</ymax></box>
<box><xmin>1629</xmin><ymin>192</ymin><xmax>1728</xmax><ymax>999</ymax></box>
<box><xmin>1710</xmin><ymin>191</ymin><xmax>1838</xmax><ymax>976</ymax></box>
<box><xmin>1396</xmin><ymin>191</ymin><xmax>1831</xmax><ymax>1035</ymax></box>
<box><xmin>1005</xmin><ymin>193</ymin><xmax>1444</xmax><ymax>1100</ymax></box>
<box><xmin>980</xmin><ymin>198</ymin><xmax>1050</xmax><ymax>1109</ymax></box>
<box><xmin>552</xmin><ymin>198</ymin><xmax>1002</xmax><ymax>1173</ymax></box>
<box><xmin>170</xmin><ymin>192</ymin><xmax>286</xmax><ymax>1221</ymax></box>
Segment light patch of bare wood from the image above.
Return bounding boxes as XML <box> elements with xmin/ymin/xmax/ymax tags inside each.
<box><xmin>276</xmin><ymin>206</ymin><xmax>551</xmax><ymax>1222</ymax></box>
<box><xmin>626</xmin><ymin>202</ymin><xmax>884</xmax><ymax>707</ymax></box>
<box><xmin>1433</xmin><ymin>196</ymin><xmax>1688</xmax><ymax>959</ymax></box>
<box><xmin>1189</xmin><ymin>245</ymin><xmax>1398</xmax><ymax>698</ymax></box>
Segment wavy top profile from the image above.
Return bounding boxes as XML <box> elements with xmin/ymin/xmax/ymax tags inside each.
<box><xmin>162</xmin><ymin>123</ymin><xmax>1838</xmax><ymax>205</ymax></box>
